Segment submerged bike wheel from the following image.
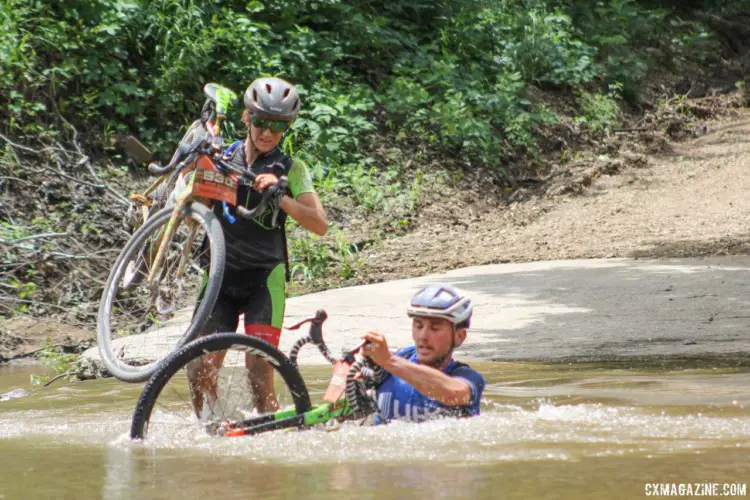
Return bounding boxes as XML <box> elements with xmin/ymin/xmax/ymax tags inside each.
<box><xmin>98</xmin><ymin>202</ymin><xmax>225</xmax><ymax>383</ymax></box>
<box><xmin>131</xmin><ymin>333</ymin><xmax>312</xmax><ymax>440</ymax></box>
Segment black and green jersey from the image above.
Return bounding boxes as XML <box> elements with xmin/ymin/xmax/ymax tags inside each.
<box><xmin>214</xmin><ymin>141</ymin><xmax>315</xmax><ymax>275</ymax></box>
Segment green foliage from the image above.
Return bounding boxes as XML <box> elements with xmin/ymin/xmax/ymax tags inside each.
<box><xmin>670</xmin><ymin>24</ymin><xmax>716</xmax><ymax>64</ymax></box>
<box><xmin>288</xmin><ymin>226</ymin><xmax>362</xmax><ymax>285</ymax></box>
<box><xmin>4</xmin><ymin>273</ymin><xmax>37</xmax><ymax>314</ymax></box>
<box><xmin>288</xmin><ymin>82</ymin><xmax>376</xmax><ymax>175</ymax></box>
<box><xmin>0</xmin><ymin>0</ymin><xmax>728</xmax><ymax>289</ymax></box>
<box><xmin>289</xmin><ymin>233</ymin><xmax>330</xmax><ymax>284</ymax></box>
<box><xmin>574</xmin><ymin>83</ymin><xmax>623</xmax><ymax>134</ymax></box>
<box><xmin>288</xmin><ymin>222</ymin><xmax>361</xmax><ymax>288</ymax></box>
<box><xmin>31</xmin><ymin>339</ymin><xmax>77</xmax><ymax>385</ymax></box>
<box><xmin>1</xmin><ymin>0</ymin><xmax>722</xmax><ymax>160</ymax></box>
<box><xmin>1</xmin><ymin>223</ymin><xmax>31</xmax><ymax>240</ymax></box>
<box><xmin>333</xmin><ymin>230</ymin><xmax>360</xmax><ymax>280</ymax></box>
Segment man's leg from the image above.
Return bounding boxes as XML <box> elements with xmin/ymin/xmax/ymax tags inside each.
<box><xmin>242</xmin><ymin>264</ymin><xmax>285</xmax><ymax>413</ymax></box>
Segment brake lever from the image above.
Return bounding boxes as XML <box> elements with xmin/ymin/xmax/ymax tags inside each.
<box><xmin>341</xmin><ymin>340</ymin><xmax>368</xmax><ymax>364</ymax></box>
<box><xmin>237</xmin><ymin>175</ymin><xmax>256</xmax><ymax>187</ymax></box>
<box><xmin>150</xmin><ymin>135</ymin><xmax>209</xmax><ymax>175</ymax></box>
<box><xmin>269</xmin><ymin>177</ymin><xmax>289</xmax><ymax>228</ymax></box>
<box><xmin>234</xmin><ymin>175</ymin><xmax>288</xmax><ymax>221</ymax></box>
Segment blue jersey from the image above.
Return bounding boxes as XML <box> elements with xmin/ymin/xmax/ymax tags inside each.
<box><xmin>374</xmin><ymin>346</ymin><xmax>485</xmax><ymax>424</ymax></box>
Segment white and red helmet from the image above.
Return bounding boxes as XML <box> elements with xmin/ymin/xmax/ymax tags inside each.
<box><xmin>243</xmin><ymin>77</ymin><xmax>300</xmax><ymax>122</ymax></box>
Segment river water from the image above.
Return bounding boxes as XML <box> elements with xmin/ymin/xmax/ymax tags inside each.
<box><xmin>1</xmin><ymin>358</ymin><xmax>748</xmax><ymax>499</ymax></box>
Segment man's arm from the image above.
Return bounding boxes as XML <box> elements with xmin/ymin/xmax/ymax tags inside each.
<box><xmin>362</xmin><ymin>331</ymin><xmax>472</xmax><ymax>407</ymax></box>
<box><xmin>279</xmin><ymin>192</ymin><xmax>328</xmax><ymax>236</ymax></box>
<box><xmin>382</xmin><ymin>354</ymin><xmax>472</xmax><ymax>406</ymax></box>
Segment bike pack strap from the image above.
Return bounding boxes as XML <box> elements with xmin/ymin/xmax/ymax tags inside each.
<box><xmin>323</xmin><ymin>360</ymin><xmax>351</xmax><ymax>403</ymax></box>
<box><xmin>222</xmin><ymin>201</ymin><xmax>237</xmax><ymax>224</ymax></box>
<box><xmin>222</xmin><ymin>140</ymin><xmax>243</xmax><ymax>161</ymax></box>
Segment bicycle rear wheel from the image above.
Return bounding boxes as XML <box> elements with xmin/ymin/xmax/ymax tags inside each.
<box><xmin>98</xmin><ymin>202</ymin><xmax>225</xmax><ymax>382</ymax></box>
<box><xmin>131</xmin><ymin>333</ymin><xmax>311</xmax><ymax>440</ymax></box>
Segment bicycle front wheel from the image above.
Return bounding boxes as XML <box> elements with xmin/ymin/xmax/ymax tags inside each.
<box><xmin>130</xmin><ymin>333</ymin><xmax>312</xmax><ymax>440</ymax></box>
<box><xmin>98</xmin><ymin>202</ymin><xmax>225</xmax><ymax>383</ymax></box>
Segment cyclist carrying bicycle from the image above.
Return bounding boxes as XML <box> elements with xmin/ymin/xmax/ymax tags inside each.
<box><xmin>362</xmin><ymin>284</ymin><xmax>485</xmax><ymax>424</ymax></box>
<box><xmin>188</xmin><ymin>77</ymin><xmax>327</xmax><ymax>415</ymax></box>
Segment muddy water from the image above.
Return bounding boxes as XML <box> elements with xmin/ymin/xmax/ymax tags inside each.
<box><xmin>1</xmin><ymin>359</ymin><xmax>749</xmax><ymax>500</ymax></box>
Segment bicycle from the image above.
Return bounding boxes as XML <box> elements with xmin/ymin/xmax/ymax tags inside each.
<box><xmin>98</xmin><ymin>84</ymin><xmax>289</xmax><ymax>383</ymax></box>
<box><xmin>130</xmin><ymin>310</ymin><xmax>383</xmax><ymax>439</ymax></box>
<box><xmin>122</xmin><ymin>84</ymin><xmax>234</xmax><ymax>236</ymax></box>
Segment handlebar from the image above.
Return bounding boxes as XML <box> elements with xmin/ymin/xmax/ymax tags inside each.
<box><xmin>284</xmin><ymin>309</ymin><xmax>382</xmax><ymax>417</ymax></box>
<box><xmin>148</xmin><ymin>152</ymin><xmax>195</xmax><ymax>175</ymax></box>
<box><xmin>236</xmin><ymin>176</ymin><xmax>288</xmax><ymax>222</ymax></box>
<box><xmin>149</xmin><ymin>83</ymin><xmax>238</xmax><ymax>176</ymax></box>
<box><xmin>286</xmin><ymin>309</ymin><xmax>375</xmax><ymax>366</ymax></box>
<box><xmin>147</xmin><ymin>134</ymin><xmax>209</xmax><ymax>175</ymax></box>
<box><xmin>147</xmin><ymin>162</ymin><xmax>171</xmax><ymax>175</ymax></box>
<box><xmin>287</xmin><ymin>310</ymin><xmax>338</xmax><ymax>366</ymax></box>
<box><xmin>146</xmin><ymin>124</ymin><xmax>288</xmax><ymax>224</ymax></box>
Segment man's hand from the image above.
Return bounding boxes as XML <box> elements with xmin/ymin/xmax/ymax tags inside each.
<box><xmin>362</xmin><ymin>331</ymin><xmax>392</xmax><ymax>367</ymax></box>
<box><xmin>254</xmin><ymin>173</ymin><xmax>278</xmax><ymax>191</ymax></box>
<box><xmin>361</xmin><ymin>332</ymin><xmax>474</xmax><ymax>407</ymax></box>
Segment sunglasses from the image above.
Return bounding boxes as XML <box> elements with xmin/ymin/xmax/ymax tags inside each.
<box><xmin>251</xmin><ymin>116</ymin><xmax>289</xmax><ymax>133</ymax></box>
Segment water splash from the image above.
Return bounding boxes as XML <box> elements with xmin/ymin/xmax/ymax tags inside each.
<box><xmin>1</xmin><ymin>388</ymin><xmax>28</xmax><ymax>402</ymax></box>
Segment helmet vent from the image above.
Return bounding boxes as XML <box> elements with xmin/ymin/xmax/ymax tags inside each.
<box><xmin>244</xmin><ymin>77</ymin><xmax>300</xmax><ymax>121</ymax></box>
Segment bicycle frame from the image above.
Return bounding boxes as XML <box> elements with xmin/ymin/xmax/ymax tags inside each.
<box><xmin>220</xmin><ymin>399</ymin><xmax>353</xmax><ymax>437</ymax></box>
<box><xmin>212</xmin><ymin>311</ymin><xmax>380</xmax><ymax>437</ymax></box>
<box><xmin>144</xmin><ymin>151</ymin><xmax>234</xmax><ymax>287</ymax></box>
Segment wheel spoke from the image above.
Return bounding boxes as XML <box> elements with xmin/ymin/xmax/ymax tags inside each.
<box><xmin>131</xmin><ymin>334</ymin><xmax>312</xmax><ymax>439</ymax></box>
<box><xmin>98</xmin><ymin>204</ymin><xmax>225</xmax><ymax>382</ymax></box>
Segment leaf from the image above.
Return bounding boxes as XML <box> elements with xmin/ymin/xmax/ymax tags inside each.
<box><xmin>311</xmin><ymin>104</ymin><xmax>337</xmax><ymax>117</ymax></box>
<box><xmin>246</xmin><ymin>1</ymin><xmax>264</xmax><ymax>13</ymax></box>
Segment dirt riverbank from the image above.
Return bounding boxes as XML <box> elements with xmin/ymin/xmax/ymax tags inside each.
<box><xmin>2</xmin><ymin>94</ymin><xmax>750</xmax><ymax>361</ymax></box>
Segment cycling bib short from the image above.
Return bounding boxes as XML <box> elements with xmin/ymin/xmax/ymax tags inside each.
<box><xmin>196</xmin><ymin>264</ymin><xmax>285</xmax><ymax>346</ymax></box>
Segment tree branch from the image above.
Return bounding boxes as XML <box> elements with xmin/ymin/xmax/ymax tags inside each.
<box><xmin>0</xmin><ymin>133</ymin><xmax>39</xmax><ymax>154</ymax></box>
<box><xmin>80</xmin><ymin>156</ymin><xmax>131</xmax><ymax>206</ymax></box>
<box><xmin>0</xmin><ymin>296</ymin><xmax>71</xmax><ymax>311</ymax></box>
<box><xmin>37</xmin><ymin>163</ymin><xmax>113</xmax><ymax>189</ymax></box>
<box><xmin>44</xmin><ymin>371</ymin><xmax>72</xmax><ymax>387</ymax></box>
<box><xmin>0</xmin><ymin>344</ymin><xmax>68</xmax><ymax>363</ymax></box>
<box><xmin>0</xmin><ymin>232</ymin><xmax>71</xmax><ymax>244</ymax></box>
<box><xmin>0</xmin><ymin>176</ymin><xmax>33</xmax><ymax>186</ymax></box>
<box><xmin>53</xmin><ymin>105</ymin><xmax>130</xmax><ymax>206</ymax></box>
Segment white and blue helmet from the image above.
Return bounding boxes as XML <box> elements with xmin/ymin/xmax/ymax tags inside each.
<box><xmin>406</xmin><ymin>284</ymin><xmax>472</xmax><ymax>327</ymax></box>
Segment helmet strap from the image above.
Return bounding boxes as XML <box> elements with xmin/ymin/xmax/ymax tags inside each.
<box><xmin>245</xmin><ymin>136</ymin><xmax>257</xmax><ymax>165</ymax></box>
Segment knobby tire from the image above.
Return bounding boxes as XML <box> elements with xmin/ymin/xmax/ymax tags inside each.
<box><xmin>97</xmin><ymin>202</ymin><xmax>225</xmax><ymax>383</ymax></box>
<box><xmin>130</xmin><ymin>332</ymin><xmax>312</xmax><ymax>439</ymax></box>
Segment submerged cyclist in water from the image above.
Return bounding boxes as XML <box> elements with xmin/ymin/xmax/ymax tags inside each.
<box><xmin>362</xmin><ymin>284</ymin><xmax>485</xmax><ymax>423</ymax></box>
